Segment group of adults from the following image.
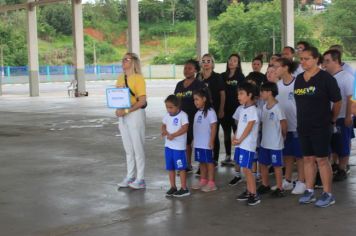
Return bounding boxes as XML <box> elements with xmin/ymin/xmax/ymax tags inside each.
<box><xmin>114</xmin><ymin>42</ymin><xmax>355</xmax><ymax>205</ymax></box>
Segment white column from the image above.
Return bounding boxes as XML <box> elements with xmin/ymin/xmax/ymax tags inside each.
<box><xmin>196</xmin><ymin>0</ymin><xmax>209</xmax><ymax>59</ymax></box>
<box><xmin>281</xmin><ymin>0</ymin><xmax>294</xmax><ymax>48</ymax></box>
<box><xmin>127</xmin><ymin>0</ymin><xmax>140</xmax><ymax>56</ymax></box>
<box><xmin>72</xmin><ymin>0</ymin><xmax>86</xmax><ymax>95</ymax></box>
<box><xmin>27</xmin><ymin>0</ymin><xmax>39</xmax><ymax>97</ymax></box>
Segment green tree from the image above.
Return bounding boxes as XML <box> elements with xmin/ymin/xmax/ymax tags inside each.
<box><xmin>208</xmin><ymin>0</ymin><xmax>230</xmax><ymax>18</ymax></box>
<box><xmin>0</xmin><ymin>12</ymin><xmax>27</xmax><ymax>66</ymax></box>
<box><xmin>39</xmin><ymin>4</ymin><xmax>72</xmax><ymax>36</ymax></box>
<box><xmin>175</xmin><ymin>0</ymin><xmax>194</xmax><ymax>21</ymax></box>
<box><xmin>139</xmin><ymin>0</ymin><xmax>165</xmax><ymax>23</ymax></box>
<box><xmin>322</xmin><ymin>0</ymin><xmax>356</xmax><ymax>56</ymax></box>
<box><xmin>211</xmin><ymin>0</ymin><xmax>313</xmax><ymax>61</ymax></box>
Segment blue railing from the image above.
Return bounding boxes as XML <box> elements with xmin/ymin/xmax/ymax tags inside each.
<box><xmin>0</xmin><ymin>64</ymin><xmax>123</xmax><ymax>78</ymax></box>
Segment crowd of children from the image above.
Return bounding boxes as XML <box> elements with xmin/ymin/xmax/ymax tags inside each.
<box><xmin>159</xmin><ymin>42</ymin><xmax>355</xmax><ymax>208</ymax></box>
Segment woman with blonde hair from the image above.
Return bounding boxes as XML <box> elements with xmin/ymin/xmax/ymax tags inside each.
<box><xmin>116</xmin><ymin>52</ymin><xmax>147</xmax><ymax>189</ymax></box>
<box><xmin>199</xmin><ymin>53</ymin><xmax>226</xmax><ymax>167</ymax></box>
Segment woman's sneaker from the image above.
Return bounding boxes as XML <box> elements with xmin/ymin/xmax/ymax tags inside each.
<box><xmin>236</xmin><ymin>190</ymin><xmax>249</xmax><ymax>201</ymax></box>
<box><xmin>315</xmin><ymin>192</ymin><xmax>335</xmax><ymax>208</ymax></box>
<box><xmin>128</xmin><ymin>179</ymin><xmax>146</xmax><ymax>189</ymax></box>
<box><xmin>271</xmin><ymin>188</ymin><xmax>285</xmax><ymax>198</ymax></box>
<box><xmin>282</xmin><ymin>179</ymin><xmax>294</xmax><ymax>191</ymax></box>
<box><xmin>221</xmin><ymin>156</ymin><xmax>234</xmax><ymax>166</ymax></box>
<box><xmin>173</xmin><ymin>188</ymin><xmax>190</xmax><ymax>197</ymax></box>
<box><xmin>192</xmin><ymin>179</ymin><xmax>208</xmax><ymax>190</ymax></box>
<box><xmin>117</xmin><ymin>177</ymin><xmax>135</xmax><ymax>188</ymax></box>
<box><xmin>291</xmin><ymin>181</ymin><xmax>306</xmax><ymax>195</ymax></box>
<box><xmin>299</xmin><ymin>190</ymin><xmax>316</xmax><ymax>204</ymax></box>
<box><xmin>201</xmin><ymin>183</ymin><xmax>217</xmax><ymax>192</ymax></box>
<box><xmin>257</xmin><ymin>185</ymin><xmax>271</xmax><ymax>195</ymax></box>
<box><xmin>333</xmin><ymin>169</ymin><xmax>347</xmax><ymax>182</ymax></box>
<box><xmin>165</xmin><ymin>187</ymin><xmax>177</xmax><ymax>197</ymax></box>
<box><xmin>247</xmin><ymin>194</ymin><xmax>261</xmax><ymax>206</ymax></box>
<box><xmin>229</xmin><ymin>176</ymin><xmax>242</xmax><ymax>186</ymax></box>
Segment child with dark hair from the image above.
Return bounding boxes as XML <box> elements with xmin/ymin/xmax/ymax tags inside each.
<box><xmin>162</xmin><ymin>95</ymin><xmax>190</xmax><ymax>197</ymax></box>
<box><xmin>233</xmin><ymin>82</ymin><xmax>261</xmax><ymax>205</ymax></box>
<box><xmin>258</xmin><ymin>82</ymin><xmax>287</xmax><ymax>197</ymax></box>
<box><xmin>191</xmin><ymin>88</ymin><xmax>218</xmax><ymax>192</ymax></box>
<box><xmin>274</xmin><ymin>57</ymin><xmax>306</xmax><ymax>195</ymax></box>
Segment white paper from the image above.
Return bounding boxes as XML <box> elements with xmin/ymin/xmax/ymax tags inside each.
<box><xmin>106</xmin><ymin>88</ymin><xmax>131</xmax><ymax>109</ymax></box>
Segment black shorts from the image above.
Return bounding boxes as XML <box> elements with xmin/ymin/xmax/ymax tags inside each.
<box><xmin>299</xmin><ymin>130</ymin><xmax>332</xmax><ymax>158</ymax></box>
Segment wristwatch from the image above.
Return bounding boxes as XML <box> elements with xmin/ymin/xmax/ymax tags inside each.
<box><xmin>124</xmin><ymin>109</ymin><xmax>129</xmax><ymax>114</ymax></box>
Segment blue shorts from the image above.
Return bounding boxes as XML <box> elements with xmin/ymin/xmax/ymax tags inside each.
<box><xmin>234</xmin><ymin>147</ymin><xmax>255</xmax><ymax>169</ymax></box>
<box><xmin>283</xmin><ymin>132</ymin><xmax>303</xmax><ymax>158</ymax></box>
<box><xmin>254</xmin><ymin>147</ymin><xmax>259</xmax><ymax>162</ymax></box>
<box><xmin>165</xmin><ymin>147</ymin><xmax>187</xmax><ymax>171</ymax></box>
<box><xmin>258</xmin><ymin>147</ymin><xmax>283</xmax><ymax>167</ymax></box>
<box><xmin>194</xmin><ymin>148</ymin><xmax>213</xmax><ymax>163</ymax></box>
<box><xmin>330</xmin><ymin>118</ymin><xmax>352</xmax><ymax>157</ymax></box>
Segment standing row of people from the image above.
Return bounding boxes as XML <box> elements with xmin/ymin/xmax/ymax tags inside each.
<box><xmin>115</xmin><ymin>42</ymin><xmax>354</xmax><ymax>208</ymax></box>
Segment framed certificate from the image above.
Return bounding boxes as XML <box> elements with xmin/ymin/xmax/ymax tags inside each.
<box><xmin>106</xmin><ymin>88</ymin><xmax>131</xmax><ymax>109</ymax></box>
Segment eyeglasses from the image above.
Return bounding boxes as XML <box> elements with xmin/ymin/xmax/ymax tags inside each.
<box><xmin>122</xmin><ymin>58</ymin><xmax>132</xmax><ymax>63</ymax></box>
<box><xmin>202</xmin><ymin>59</ymin><xmax>212</xmax><ymax>64</ymax></box>
<box><xmin>296</xmin><ymin>47</ymin><xmax>304</xmax><ymax>51</ymax></box>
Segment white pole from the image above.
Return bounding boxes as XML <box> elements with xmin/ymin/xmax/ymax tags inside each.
<box><xmin>0</xmin><ymin>45</ymin><xmax>3</xmax><ymax>96</ymax></box>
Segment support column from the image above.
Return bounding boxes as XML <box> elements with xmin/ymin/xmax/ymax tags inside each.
<box><xmin>281</xmin><ymin>0</ymin><xmax>294</xmax><ymax>48</ymax></box>
<box><xmin>72</xmin><ymin>0</ymin><xmax>86</xmax><ymax>95</ymax></box>
<box><xmin>196</xmin><ymin>0</ymin><xmax>209</xmax><ymax>59</ymax></box>
<box><xmin>26</xmin><ymin>0</ymin><xmax>39</xmax><ymax>97</ymax></box>
<box><xmin>127</xmin><ymin>0</ymin><xmax>140</xmax><ymax>56</ymax></box>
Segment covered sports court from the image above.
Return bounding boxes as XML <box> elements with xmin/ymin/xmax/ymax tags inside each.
<box><xmin>0</xmin><ymin>81</ymin><xmax>356</xmax><ymax>235</ymax></box>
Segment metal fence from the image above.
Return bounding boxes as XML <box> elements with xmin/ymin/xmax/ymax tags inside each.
<box><xmin>0</xmin><ymin>64</ymin><xmax>122</xmax><ymax>77</ymax></box>
<box><xmin>1</xmin><ymin>62</ymin><xmax>356</xmax><ymax>84</ymax></box>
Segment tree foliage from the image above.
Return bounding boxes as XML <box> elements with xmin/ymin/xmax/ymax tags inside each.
<box><xmin>322</xmin><ymin>0</ymin><xmax>356</xmax><ymax>56</ymax></box>
<box><xmin>211</xmin><ymin>0</ymin><xmax>313</xmax><ymax>61</ymax></box>
<box><xmin>0</xmin><ymin>13</ymin><xmax>27</xmax><ymax>66</ymax></box>
<box><xmin>39</xmin><ymin>4</ymin><xmax>72</xmax><ymax>36</ymax></box>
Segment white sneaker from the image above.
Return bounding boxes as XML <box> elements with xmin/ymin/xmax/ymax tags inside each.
<box><xmin>128</xmin><ymin>179</ymin><xmax>146</xmax><ymax>189</ymax></box>
<box><xmin>117</xmin><ymin>177</ymin><xmax>135</xmax><ymax>188</ymax></box>
<box><xmin>282</xmin><ymin>179</ymin><xmax>294</xmax><ymax>191</ymax></box>
<box><xmin>291</xmin><ymin>181</ymin><xmax>306</xmax><ymax>195</ymax></box>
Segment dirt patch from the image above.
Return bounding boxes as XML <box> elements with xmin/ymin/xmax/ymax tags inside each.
<box><xmin>84</xmin><ymin>28</ymin><xmax>105</xmax><ymax>41</ymax></box>
<box><xmin>144</xmin><ymin>40</ymin><xmax>161</xmax><ymax>46</ymax></box>
<box><xmin>112</xmin><ymin>32</ymin><xmax>127</xmax><ymax>46</ymax></box>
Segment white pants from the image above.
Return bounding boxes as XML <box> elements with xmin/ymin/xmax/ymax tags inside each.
<box><xmin>118</xmin><ymin>109</ymin><xmax>146</xmax><ymax>180</ymax></box>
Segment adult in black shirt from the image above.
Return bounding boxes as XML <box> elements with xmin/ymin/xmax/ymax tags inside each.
<box><xmin>220</xmin><ymin>53</ymin><xmax>245</xmax><ymax>166</ymax></box>
<box><xmin>200</xmin><ymin>53</ymin><xmax>226</xmax><ymax>164</ymax></box>
<box><xmin>245</xmin><ymin>55</ymin><xmax>267</xmax><ymax>90</ymax></box>
<box><xmin>294</xmin><ymin>47</ymin><xmax>341</xmax><ymax>207</ymax></box>
<box><xmin>174</xmin><ymin>59</ymin><xmax>205</xmax><ymax>172</ymax></box>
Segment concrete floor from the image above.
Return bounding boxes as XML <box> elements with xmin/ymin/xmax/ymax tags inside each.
<box><xmin>1</xmin><ymin>81</ymin><xmax>356</xmax><ymax>236</ymax></box>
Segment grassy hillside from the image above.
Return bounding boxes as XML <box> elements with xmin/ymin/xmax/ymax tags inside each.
<box><xmin>36</xmin><ymin>21</ymin><xmax>197</xmax><ymax>65</ymax></box>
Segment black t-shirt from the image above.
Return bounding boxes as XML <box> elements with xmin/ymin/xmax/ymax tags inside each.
<box><xmin>221</xmin><ymin>71</ymin><xmax>245</xmax><ymax>115</ymax></box>
<box><xmin>246</xmin><ymin>72</ymin><xmax>267</xmax><ymax>87</ymax></box>
<box><xmin>294</xmin><ymin>70</ymin><xmax>341</xmax><ymax>135</ymax></box>
<box><xmin>174</xmin><ymin>78</ymin><xmax>206</xmax><ymax>119</ymax></box>
<box><xmin>201</xmin><ymin>71</ymin><xmax>225</xmax><ymax>112</ymax></box>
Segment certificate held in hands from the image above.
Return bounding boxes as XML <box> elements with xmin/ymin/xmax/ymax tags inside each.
<box><xmin>106</xmin><ymin>88</ymin><xmax>131</xmax><ymax>109</ymax></box>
